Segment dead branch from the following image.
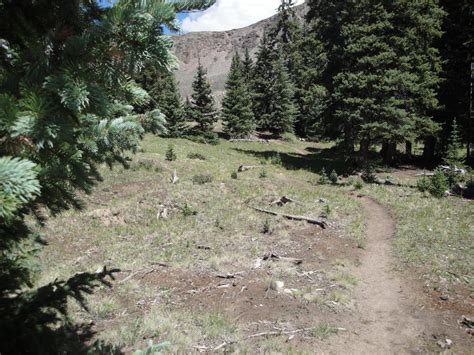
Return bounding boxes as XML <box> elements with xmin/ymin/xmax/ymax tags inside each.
<box><xmin>238</xmin><ymin>164</ymin><xmax>261</xmax><ymax>172</ymax></box>
<box><xmin>248</xmin><ymin>328</ymin><xmax>310</xmax><ymax>339</ymax></box>
<box><xmin>250</xmin><ymin>206</ymin><xmax>327</xmax><ymax>229</ymax></box>
<box><xmin>263</xmin><ymin>252</ymin><xmax>303</xmax><ymax>265</ymax></box>
<box><xmin>170</xmin><ymin>170</ymin><xmax>179</xmax><ymax>184</ymax></box>
<box><xmin>214</xmin><ymin>272</ymin><xmax>244</xmax><ymax>279</ymax></box>
<box><xmin>118</xmin><ymin>264</ymin><xmax>167</xmax><ymax>284</ymax></box>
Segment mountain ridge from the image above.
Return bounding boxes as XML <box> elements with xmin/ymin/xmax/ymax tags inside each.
<box><xmin>172</xmin><ymin>3</ymin><xmax>307</xmax><ymax>103</ymax></box>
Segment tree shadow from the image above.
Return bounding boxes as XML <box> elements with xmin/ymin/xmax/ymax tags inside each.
<box><xmin>233</xmin><ymin>145</ymin><xmax>354</xmax><ymax>175</ymax></box>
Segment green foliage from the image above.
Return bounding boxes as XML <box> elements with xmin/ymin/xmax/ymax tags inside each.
<box><xmin>417</xmin><ymin>176</ymin><xmax>431</xmax><ymax>193</ymax></box>
<box><xmin>361</xmin><ymin>165</ymin><xmax>378</xmax><ymax>184</ymax></box>
<box><xmin>187</xmin><ymin>152</ymin><xmax>206</xmax><ymax>160</ymax></box>
<box><xmin>190</xmin><ymin>63</ymin><xmax>217</xmax><ymax>131</ymax></box>
<box><xmin>329</xmin><ymin>170</ymin><xmax>338</xmax><ymax>185</ymax></box>
<box><xmin>0</xmin><ymin>0</ymin><xmax>214</xmax><ymax>352</ymax></box>
<box><xmin>186</xmin><ymin>131</ymin><xmax>220</xmax><ymax>145</ymax></box>
<box><xmin>222</xmin><ymin>52</ymin><xmax>256</xmax><ymax>138</ymax></box>
<box><xmin>318</xmin><ymin>168</ymin><xmax>329</xmax><ymax>185</ymax></box>
<box><xmin>270</xmin><ymin>152</ymin><xmax>282</xmax><ymax>165</ymax></box>
<box><xmin>165</xmin><ymin>145</ymin><xmax>177</xmax><ymax>161</ymax></box>
<box><xmin>259</xmin><ymin>169</ymin><xmax>268</xmax><ymax>179</ymax></box>
<box><xmin>231</xmin><ymin>171</ymin><xmax>238</xmax><ymax>180</ymax></box>
<box><xmin>133</xmin><ymin>340</ymin><xmax>170</xmax><ymax>355</ymax></box>
<box><xmin>321</xmin><ymin>204</ymin><xmax>332</xmax><ymax>218</ymax></box>
<box><xmin>262</xmin><ymin>218</ymin><xmax>272</xmax><ymax>234</ymax></box>
<box><xmin>443</xmin><ymin>119</ymin><xmax>464</xmax><ymax>167</ymax></box>
<box><xmin>306</xmin><ymin>0</ymin><xmax>443</xmax><ymax>156</ymax></box>
<box><xmin>180</xmin><ymin>203</ymin><xmax>197</xmax><ymax>217</ymax></box>
<box><xmin>192</xmin><ymin>174</ymin><xmax>213</xmax><ymax>185</ymax></box>
<box><xmin>353</xmin><ymin>178</ymin><xmax>364</xmax><ymax>190</ymax></box>
<box><xmin>0</xmin><ymin>157</ymin><xmax>40</xmax><ymax>221</ymax></box>
<box><xmin>428</xmin><ymin>168</ymin><xmax>449</xmax><ymax>198</ymax></box>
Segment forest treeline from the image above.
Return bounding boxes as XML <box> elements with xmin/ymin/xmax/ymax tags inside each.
<box><xmin>141</xmin><ymin>0</ymin><xmax>472</xmax><ymax>165</ymax></box>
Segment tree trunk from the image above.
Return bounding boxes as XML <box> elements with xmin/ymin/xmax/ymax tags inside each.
<box><xmin>405</xmin><ymin>141</ymin><xmax>413</xmax><ymax>159</ymax></box>
<box><xmin>360</xmin><ymin>139</ymin><xmax>370</xmax><ymax>163</ymax></box>
<box><xmin>381</xmin><ymin>142</ymin><xmax>396</xmax><ymax>164</ymax></box>
<box><xmin>423</xmin><ymin>136</ymin><xmax>436</xmax><ymax>164</ymax></box>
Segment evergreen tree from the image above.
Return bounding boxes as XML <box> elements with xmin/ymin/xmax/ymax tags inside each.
<box><xmin>266</xmin><ymin>56</ymin><xmax>297</xmax><ymax>135</ymax></box>
<box><xmin>222</xmin><ymin>53</ymin><xmax>255</xmax><ymax>138</ymax></box>
<box><xmin>434</xmin><ymin>0</ymin><xmax>472</xmax><ymax>161</ymax></box>
<box><xmin>444</xmin><ymin>119</ymin><xmax>464</xmax><ymax>167</ymax></box>
<box><xmin>306</xmin><ymin>0</ymin><xmax>443</xmax><ymax>161</ymax></box>
<box><xmin>0</xmin><ymin>0</ymin><xmax>215</xmax><ymax>352</ymax></box>
<box><xmin>252</xmin><ymin>32</ymin><xmax>278</xmax><ymax>130</ymax></box>
<box><xmin>190</xmin><ymin>62</ymin><xmax>217</xmax><ymax>131</ymax></box>
<box><xmin>156</xmin><ymin>72</ymin><xmax>187</xmax><ymax>137</ymax></box>
<box><xmin>242</xmin><ymin>48</ymin><xmax>254</xmax><ymax>82</ymax></box>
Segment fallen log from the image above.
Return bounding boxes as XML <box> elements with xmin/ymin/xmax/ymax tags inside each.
<box><xmin>238</xmin><ymin>164</ymin><xmax>262</xmax><ymax>172</ymax></box>
<box><xmin>230</xmin><ymin>138</ymin><xmax>269</xmax><ymax>143</ymax></box>
<box><xmin>262</xmin><ymin>252</ymin><xmax>303</xmax><ymax>265</ymax></box>
<box><xmin>250</xmin><ymin>206</ymin><xmax>327</xmax><ymax>229</ymax></box>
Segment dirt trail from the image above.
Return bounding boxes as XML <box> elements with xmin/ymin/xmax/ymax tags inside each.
<box><xmin>327</xmin><ymin>196</ymin><xmax>443</xmax><ymax>354</ymax></box>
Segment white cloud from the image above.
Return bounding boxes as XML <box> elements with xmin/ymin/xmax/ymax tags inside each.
<box><xmin>181</xmin><ymin>0</ymin><xmax>304</xmax><ymax>32</ymax></box>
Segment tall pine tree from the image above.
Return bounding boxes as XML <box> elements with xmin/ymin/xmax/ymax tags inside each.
<box><xmin>155</xmin><ymin>72</ymin><xmax>187</xmax><ymax>137</ymax></box>
<box><xmin>190</xmin><ymin>62</ymin><xmax>217</xmax><ymax>132</ymax></box>
<box><xmin>221</xmin><ymin>53</ymin><xmax>255</xmax><ymax>138</ymax></box>
<box><xmin>266</xmin><ymin>56</ymin><xmax>297</xmax><ymax>135</ymax></box>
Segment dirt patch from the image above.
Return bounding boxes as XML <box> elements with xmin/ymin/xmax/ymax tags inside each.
<box><xmin>322</xmin><ymin>196</ymin><xmax>473</xmax><ymax>354</ymax></box>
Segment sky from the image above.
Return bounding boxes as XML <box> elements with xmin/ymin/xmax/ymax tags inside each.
<box><xmin>180</xmin><ymin>0</ymin><xmax>304</xmax><ymax>32</ymax></box>
<box><xmin>99</xmin><ymin>0</ymin><xmax>303</xmax><ymax>34</ymax></box>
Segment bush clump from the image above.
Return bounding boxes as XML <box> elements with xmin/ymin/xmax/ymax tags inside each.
<box><xmin>428</xmin><ymin>168</ymin><xmax>449</xmax><ymax>198</ymax></box>
<box><xmin>259</xmin><ymin>169</ymin><xmax>268</xmax><ymax>179</ymax></box>
<box><xmin>353</xmin><ymin>178</ymin><xmax>364</xmax><ymax>190</ymax></box>
<box><xmin>165</xmin><ymin>144</ymin><xmax>177</xmax><ymax>161</ymax></box>
<box><xmin>329</xmin><ymin>169</ymin><xmax>338</xmax><ymax>184</ymax></box>
<box><xmin>270</xmin><ymin>152</ymin><xmax>282</xmax><ymax>165</ymax></box>
<box><xmin>416</xmin><ymin>176</ymin><xmax>431</xmax><ymax>193</ymax></box>
<box><xmin>230</xmin><ymin>171</ymin><xmax>238</xmax><ymax>179</ymax></box>
<box><xmin>318</xmin><ymin>168</ymin><xmax>329</xmax><ymax>184</ymax></box>
<box><xmin>192</xmin><ymin>174</ymin><xmax>213</xmax><ymax>185</ymax></box>
<box><xmin>187</xmin><ymin>152</ymin><xmax>206</xmax><ymax>160</ymax></box>
<box><xmin>361</xmin><ymin>164</ymin><xmax>377</xmax><ymax>183</ymax></box>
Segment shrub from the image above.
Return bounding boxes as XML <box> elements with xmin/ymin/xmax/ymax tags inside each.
<box><xmin>428</xmin><ymin>168</ymin><xmax>448</xmax><ymax>198</ymax></box>
<box><xmin>329</xmin><ymin>169</ymin><xmax>338</xmax><ymax>184</ymax></box>
<box><xmin>165</xmin><ymin>144</ymin><xmax>177</xmax><ymax>161</ymax></box>
<box><xmin>187</xmin><ymin>152</ymin><xmax>206</xmax><ymax>160</ymax></box>
<box><xmin>416</xmin><ymin>176</ymin><xmax>431</xmax><ymax>193</ymax></box>
<box><xmin>321</xmin><ymin>204</ymin><xmax>332</xmax><ymax>218</ymax></box>
<box><xmin>318</xmin><ymin>168</ymin><xmax>329</xmax><ymax>184</ymax></box>
<box><xmin>231</xmin><ymin>171</ymin><xmax>238</xmax><ymax>179</ymax></box>
<box><xmin>180</xmin><ymin>203</ymin><xmax>197</xmax><ymax>217</ymax></box>
<box><xmin>281</xmin><ymin>132</ymin><xmax>297</xmax><ymax>143</ymax></box>
<box><xmin>259</xmin><ymin>169</ymin><xmax>267</xmax><ymax>179</ymax></box>
<box><xmin>353</xmin><ymin>178</ymin><xmax>364</xmax><ymax>190</ymax></box>
<box><xmin>262</xmin><ymin>218</ymin><xmax>272</xmax><ymax>234</ymax></box>
<box><xmin>361</xmin><ymin>164</ymin><xmax>377</xmax><ymax>183</ymax></box>
<box><xmin>192</xmin><ymin>174</ymin><xmax>213</xmax><ymax>185</ymax></box>
<box><xmin>270</xmin><ymin>151</ymin><xmax>282</xmax><ymax>165</ymax></box>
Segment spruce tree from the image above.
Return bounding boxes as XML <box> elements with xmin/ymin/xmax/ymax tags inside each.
<box><xmin>190</xmin><ymin>62</ymin><xmax>217</xmax><ymax>132</ymax></box>
<box><xmin>242</xmin><ymin>48</ymin><xmax>254</xmax><ymax>82</ymax></box>
<box><xmin>267</xmin><ymin>56</ymin><xmax>297</xmax><ymax>135</ymax></box>
<box><xmin>252</xmin><ymin>32</ymin><xmax>278</xmax><ymax>130</ymax></box>
<box><xmin>222</xmin><ymin>53</ymin><xmax>256</xmax><ymax>138</ymax></box>
<box><xmin>444</xmin><ymin>119</ymin><xmax>464</xmax><ymax>167</ymax></box>
<box><xmin>0</xmin><ymin>0</ymin><xmax>215</xmax><ymax>352</ymax></box>
<box><xmin>156</xmin><ymin>72</ymin><xmax>187</xmax><ymax>137</ymax></box>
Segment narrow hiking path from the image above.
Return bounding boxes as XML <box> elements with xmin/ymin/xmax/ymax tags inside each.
<box><xmin>327</xmin><ymin>196</ymin><xmax>465</xmax><ymax>354</ymax></box>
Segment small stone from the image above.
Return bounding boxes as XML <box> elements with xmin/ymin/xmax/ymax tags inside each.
<box><xmin>440</xmin><ymin>295</ymin><xmax>449</xmax><ymax>301</ymax></box>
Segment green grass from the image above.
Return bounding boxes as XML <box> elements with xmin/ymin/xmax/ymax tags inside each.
<box><xmin>37</xmin><ymin>135</ymin><xmax>473</xmax><ymax>352</ymax></box>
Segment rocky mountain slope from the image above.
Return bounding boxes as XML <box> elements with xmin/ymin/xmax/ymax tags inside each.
<box><xmin>172</xmin><ymin>3</ymin><xmax>307</xmax><ymax>103</ymax></box>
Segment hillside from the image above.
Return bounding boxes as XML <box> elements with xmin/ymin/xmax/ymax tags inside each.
<box><xmin>172</xmin><ymin>3</ymin><xmax>307</xmax><ymax>103</ymax></box>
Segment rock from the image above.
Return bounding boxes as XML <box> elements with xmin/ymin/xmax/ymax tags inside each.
<box><xmin>275</xmin><ymin>281</ymin><xmax>285</xmax><ymax>291</ymax></box>
<box><xmin>436</xmin><ymin>338</ymin><xmax>453</xmax><ymax>349</ymax></box>
<box><xmin>440</xmin><ymin>295</ymin><xmax>449</xmax><ymax>301</ymax></box>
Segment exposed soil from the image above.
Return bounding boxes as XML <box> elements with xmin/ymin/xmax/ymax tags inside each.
<box><xmin>323</xmin><ymin>196</ymin><xmax>473</xmax><ymax>354</ymax></box>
